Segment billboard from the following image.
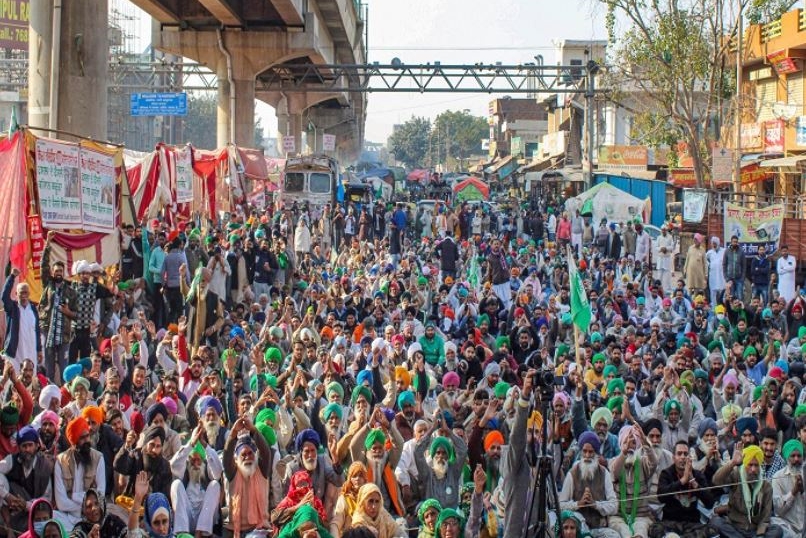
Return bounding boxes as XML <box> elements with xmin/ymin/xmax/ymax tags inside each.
<box><xmin>0</xmin><ymin>0</ymin><xmax>28</xmax><ymax>50</ymax></box>
<box><xmin>724</xmin><ymin>203</ymin><xmax>785</xmax><ymax>256</ymax></box>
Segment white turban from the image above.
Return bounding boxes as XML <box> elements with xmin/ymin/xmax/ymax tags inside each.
<box><xmin>407</xmin><ymin>342</ymin><xmax>422</xmax><ymax>360</ymax></box>
<box><xmin>444</xmin><ymin>341</ymin><xmax>457</xmax><ymax>354</ymax></box>
<box><xmin>88</xmin><ymin>262</ymin><xmax>103</xmax><ymax>273</ymax></box>
<box><xmin>75</xmin><ymin>261</ymin><xmax>91</xmax><ymax>275</ymax></box>
<box><xmin>39</xmin><ymin>384</ymin><xmax>62</xmax><ymax>410</ymax></box>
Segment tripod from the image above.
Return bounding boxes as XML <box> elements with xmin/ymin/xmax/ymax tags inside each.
<box><xmin>522</xmin><ymin>385</ymin><xmax>562</xmax><ymax>538</ymax></box>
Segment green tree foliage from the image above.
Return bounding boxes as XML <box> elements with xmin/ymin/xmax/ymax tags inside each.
<box><xmin>182</xmin><ymin>92</ymin><xmax>217</xmax><ymax>149</ymax></box>
<box><xmin>603</xmin><ymin>0</ymin><xmax>741</xmax><ymax>187</ymax></box>
<box><xmin>433</xmin><ymin>110</ymin><xmax>489</xmax><ymax>161</ymax></box>
<box><xmin>387</xmin><ymin>116</ymin><xmax>431</xmax><ymax>168</ymax></box>
<box><xmin>746</xmin><ymin>0</ymin><xmax>796</xmax><ymax>24</ymax></box>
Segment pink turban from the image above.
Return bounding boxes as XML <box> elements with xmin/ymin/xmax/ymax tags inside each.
<box><xmin>618</xmin><ymin>424</ymin><xmax>642</xmax><ymax>451</ymax></box>
<box><xmin>723</xmin><ymin>373</ymin><xmax>738</xmax><ymax>388</ymax></box>
<box><xmin>553</xmin><ymin>391</ymin><xmax>570</xmax><ymax>408</ymax></box>
<box><xmin>160</xmin><ymin>396</ymin><xmax>178</xmax><ymax>416</ymax></box>
<box><xmin>40</xmin><ymin>410</ymin><xmax>60</xmax><ymax>427</ymax></box>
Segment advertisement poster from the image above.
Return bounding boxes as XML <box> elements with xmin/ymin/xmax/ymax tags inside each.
<box><xmin>598</xmin><ymin>145</ymin><xmax>648</xmax><ymax>171</ymax></box>
<box><xmin>322</xmin><ymin>134</ymin><xmax>336</xmax><ymax>152</ymax></box>
<box><xmin>741</xmin><ymin>123</ymin><xmax>762</xmax><ymax>149</ymax></box>
<box><xmin>682</xmin><ymin>189</ymin><xmax>708</xmax><ymax>223</ymax></box>
<box><xmin>763</xmin><ymin>120</ymin><xmax>785</xmax><ymax>154</ymax></box>
<box><xmin>79</xmin><ymin>147</ymin><xmax>116</xmax><ymax>233</ymax></box>
<box><xmin>35</xmin><ymin>138</ymin><xmax>82</xmax><ymax>228</ymax></box>
<box><xmin>766</xmin><ymin>50</ymin><xmax>799</xmax><ymax>74</ymax></box>
<box><xmin>175</xmin><ymin>146</ymin><xmax>194</xmax><ymax>203</ymax></box>
<box><xmin>723</xmin><ymin>202</ymin><xmax>785</xmax><ymax>255</ymax></box>
<box><xmin>797</xmin><ymin>116</ymin><xmax>806</xmax><ymax>146</ymax></box>
<box><xmin>27</xmin><ymin>215</ymin><xmax>44</xmax><ymax>278</ymax></box>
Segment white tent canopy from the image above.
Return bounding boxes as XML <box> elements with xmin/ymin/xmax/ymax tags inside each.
<box><xmin>564</xmin><ymin>182</ymin><xmax>649</xmax><ymax>225</ymax></box>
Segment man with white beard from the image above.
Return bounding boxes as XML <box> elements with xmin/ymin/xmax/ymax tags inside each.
<box><xmin>170</xmin><ymin>424</ymin><xmax>223</xmax><ymax>536</ymax></box>
<box><xmin>608</xmin><ymin>424</ymin><xmax>658</xmax><ymax>538</ymax></box>
<box><xmin>222</xmin><ymin>417</ymin><xmax>273</xmax><ymax>537</ymax></box>
<box><xmin>395</xmin><ymin>419</ymin><xmax>429</xmax><ymax>510</ymax></box>
<box><xmin>414</xmin><ymin>411</ymin><xmax>468</xmax><ymax>510</ymax></box>
<box><xmin>198</xmin><ymin>396</ymin><xmax>227</xmax><ymax>451</ymax></box>
<box><xmin>282</xmin><ymin>428</ymin><xmax>343</xmax><ymax>515</ymax></box>
<box><xmin>771</xmin><ymin>440</ymin><xmax>804</xmax><ymax>538</ymax></box>
<box><xmin>559</xmin><ymin>431</ymin><xmax>620</xmax><ymax>538</ymax></box>
<box><xmin>350</xmin><ymin>408</ymin><xmax>406</xmax><ymax>517</ymax></box>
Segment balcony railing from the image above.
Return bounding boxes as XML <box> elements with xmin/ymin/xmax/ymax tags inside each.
<box><xmin>761</xmin><ymin>19</ymin><xmax>782</xmax><ymax>42</ymax></box>
<box><xmin>800</xmin><ymin>9</ymin><xmax>806</xmax><ymax>31</ymax></box>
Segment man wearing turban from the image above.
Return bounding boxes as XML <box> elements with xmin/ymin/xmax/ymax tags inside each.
<box><xmin>80</xmin><ymin>405</ymin><xmax>122</xmax><ymax>500</ymax></box>
<box><xmin>54</xmin><ymin>416</ymin><xmax>105</xmax><ymax>528</ymax></box>
<box><xmin>414</xmin><ymin>413</ymin><xmax>468</xmax><ymax>511</ymax></box>
<box><xmin>349</xmin><ymin>409</ymin><xmax>406</xmax><ymax>518</ymax></box>
<box><xmin>588</xmin><ymin>406</ymin><xmax>621</xmax><ymax>461</ymax></box>
<box><xmin>0</xmin><ymin>426</ymin><xmax>55</xmax><ymax>534</ymax></box>
<box><xmin>169</xmin><ymin>424</ymin><xmax>223</xmax><ymax>536</ymax></box>
<box><xmin>282</xmin><ymin>428</ymin><xmax>343</xmax><ymax>516</ymax></box>
<box><xmin>609</xmin><ymin>424</ymin><xmax>658</xmax><ymax>538</ymax></box>
<box><xmin>0</xmin><ymin>363</ymin><xmax>33</xmax><ymax>459</ymax></box>
<box><xmin>113</xmin><ymin>423</ymin><xmax>172</xmax><ymax>500</ymax></box>
<box><xmin>710</xmin><ymin>444</ymin><xmax>782</xmax><ymax>538</ymax></box>
<box><xmin>394</xmin><ymin>389</ymin><xmax>421</xmax><ymax>442</ymax></box>
<box><xmin>771</xmin><ymin>439</ymin><xmax>804</xmax><ymax>538</ymax></box>
<box><xmin>654</xmin><ymin>393</ymin><xmax>693</xmax><ymax>453</ymax></box>
<box><xmin>558</xmin><ymin>431</ymin><xmax>619</xmax><ymax>538</ymax></box>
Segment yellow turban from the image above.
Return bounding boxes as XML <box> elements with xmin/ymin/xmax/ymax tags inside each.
<box><xmin>742</xmin><ymin>445</ymin><xmax>764</xmax><ymax>467</ymax></box>
<box><xmin>527</xmin><ymin>411</ymin><xmax>543</xmax><ymax>431</ymax></box>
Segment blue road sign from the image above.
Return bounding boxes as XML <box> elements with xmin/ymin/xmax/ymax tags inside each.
<box><xmin>130</xmin><ymin>92</ymin><xmax>188</xmax><ymax>116</ymax></box>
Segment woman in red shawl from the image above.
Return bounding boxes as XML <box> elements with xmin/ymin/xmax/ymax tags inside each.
<box><xmin>270</xmin><ymin>470</ymin><xmax>328</xmax><ymax>529</ymax></box>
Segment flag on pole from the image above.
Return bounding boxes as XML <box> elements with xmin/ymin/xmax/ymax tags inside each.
<box><xmin>567</xmin><ymin>246</ymin><xmax>591</xmax><ymax>333</ymax></box>
<box><xmin>7</xmin><ymin>105</ymin><xmax>18</xmax><ymax>137</ymax></box>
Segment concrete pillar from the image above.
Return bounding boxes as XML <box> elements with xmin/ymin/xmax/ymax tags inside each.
<box><xmin>232</xmin><ymin>79</ymin><xmax>255</xmax><ymax>148</ymax></box>
<box><xmin>56</xmin><ymin>0</ymin><xmax>108</xmax><ymax>140</ymax></box>
<box><xmin>28</xmin><ymin>0</ymin><xmax>53</xmax><ymax>130</ymax></box>
<box><xmin>217</xmin><ymin>62</ymin><xmax>231</xmax><ymax>147</ymax></box>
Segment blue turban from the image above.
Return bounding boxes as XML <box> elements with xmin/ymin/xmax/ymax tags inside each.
<box><xmin>62</xmin><ymin>363</ymin><xmax>83</xmax><ymax>384</ymax></box>
<box><xmin>234</xmin><ymin>433</ymin><xmax>257</xmax><ymax>455</ymax></box>
<box><xmin>356</xmin><ymin>369</ymin><xmax>373</xmax><ymax>387</ymax></box>
<box><xmin>578</xmin><ymin>431</ymin><xmax>601</xmax><ymax>453</ymax></box>
<box><xmin>736</xmin><ymin>416</ymin><xmax>758</xmax><ymax>436</ymax></box>
<box><xmin>144</xmin><ymin>493</ymin><xmax>173</xmax><ymax>536</ymax></box>
<box><xmin>78</xmin><ymin>357</ymin><xmax>92</xmax><ymax>373</ymax></box>
<box><xmin>295</xmin><ymin>428</ymin><xmax>321</xmax><ymax>452</ymax></box>
<box><xmin>145</xmin><ymin>402</ymin><xmax>168</xmax><ymax>425</ymax></box>
<box><xmin>397</xmin><ymin>390</ymin><xmax>416</xmax><ymax>409</ymax></box>
<box><xmin>698</xmin><ymin>418</ymin><xmax>718</xmax><ymax>438</ymax></box>
<box><xmin>201</xmin><ymin>397</ymin><xmax>223</xmax><ymax>416</ymax></box>
<box><xmin>16</xmin><ymin>425</ymin><xmax>38</xmax><ymax>445</ymax></box>
<box><xmin>230</xmin><ymin>326</ymin><xmax>245</xmax><ymax>340</ymax></box>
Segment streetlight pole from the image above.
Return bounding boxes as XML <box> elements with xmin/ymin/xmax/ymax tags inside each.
<box><xmin>733</xmin><ymin>0</ymin><xmax>743</xmax><ymax>192</ymax></box>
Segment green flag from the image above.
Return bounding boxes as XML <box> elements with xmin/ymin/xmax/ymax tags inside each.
<box><xmin>567</xmin><ymin>247</ymin><xmax>591</xmax><ymax>333</ymax></box>
<box><xmin>7</xmin><ymin>105</ymin><xmax>18</xmax><ymax>137</ymax></box>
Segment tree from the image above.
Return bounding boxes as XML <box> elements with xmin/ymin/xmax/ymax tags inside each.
<box><xmin>746</xmin><ymin>0</ymin><xmax>796</xmax><ymax>24</ymax></box>
<box><xmin>602</xmin><ymin>0</ymin><xmax>743</xmax><ymax>187</ymax></box>
<box><xmin>387</xmin><ymin>116</ymin><xmax>431</xmax><ymax>168</ymax></box>
<box><xmin>432</xmin><ymin>110</ymin><xmax>488</xmax><ymax>164</ymax></box>
<box><xmin>182</xmin><ymin>92</ymin><xmax>217</xmax><ymax>149</ymax></box>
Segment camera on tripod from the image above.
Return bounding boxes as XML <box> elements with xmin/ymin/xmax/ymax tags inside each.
<box><xmin>531</xmin><ymin>369</ymin><xmax>559</xmax><ymax>400</ymax></box>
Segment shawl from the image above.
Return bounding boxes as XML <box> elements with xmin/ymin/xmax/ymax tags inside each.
<box><xmin>275</xmin><ymin>470</ymin><xmax>327</xmax><ymax>523</ymax></box>
<box><xmin>69</xmin><ymin>488</ymin><xmax>127</xmax><ymax>538</ymax></box>
<box><xmin>350</xmin><ymin>483</ymin><xmax>402</xmax><ymax>538</ymax></box>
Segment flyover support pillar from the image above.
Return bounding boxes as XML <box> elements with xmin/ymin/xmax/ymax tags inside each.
<box><xmin>276</xmin><ymin>93</ymin><xmax>307</xmax><ymax>156</ymax></box>
<box><xmin>217</xmin><ymin>61</ymin><xmax>257</xmax><ymax>148</ymax></box>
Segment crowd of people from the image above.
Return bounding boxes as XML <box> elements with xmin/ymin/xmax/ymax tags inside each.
<box><xmin>0</xmin><ymin>191</ymin><xmax>804</xmax><ymax>538</ymax></box>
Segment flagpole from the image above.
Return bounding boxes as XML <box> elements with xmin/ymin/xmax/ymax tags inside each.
<box><xmin>568</xmin><ymin>245</ymin><xmax>584</xmax><ymax>367</ymax></box>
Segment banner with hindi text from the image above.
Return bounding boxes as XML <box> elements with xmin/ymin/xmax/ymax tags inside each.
<box><xmin>79</xmin><ymin>146</ymin><xmax>116</xmax><ymax>233</ymax></box>
<box><xmin>175</xmin><ymin>145</ymin><xmax>194</xmax><ymax>203</ymax></box>
<box><xmin>723</xmin><ymin>202</ymin><xmax>784</xmax><ymax>256</ymax></box>
<box><xmin>35</xmin><ymin>138</ymin><xmax>82</xmax><ymax>228</ymax></box>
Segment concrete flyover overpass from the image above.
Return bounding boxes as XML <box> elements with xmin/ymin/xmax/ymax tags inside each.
<box><xmin>131</xmin><ymin>0</ymin><xmax>367</xmax><ymax>160</ymax></box>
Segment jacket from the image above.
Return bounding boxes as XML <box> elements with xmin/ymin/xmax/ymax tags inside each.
<box><xmin>750</xmin><ymin>256</ymin><xmax>771</xmax><ymax>286</ymax></box>
<box><xmin>38</xmin><ymin>245</ymin><xmax>78</xmax><ymax>343</ymax></box>
<box><xmin>713</xmin><ymin>464</ymin><xmax>774</xmax><ymax>534</ymax></box>
<box><xmin>436</xmin><ymin>237</ymin><xmax>459</xmax><ymax>272</ymax></box>
<box><xmin>722</xmin><ymin>246</ymin><xmax>746</xmax><ymax>281</ymax></box>
<box><xmin>2</xmin><ymin>274</ymin><xmax>41</xmax><ymax>358</ymax></box>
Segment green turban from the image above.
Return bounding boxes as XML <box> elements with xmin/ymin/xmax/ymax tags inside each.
<box><xmin>707</xmin><ymin>340</ymin><xmax>722</xmax><ymax>352</ymax></box>
<box><xmin>277</xmin><ymin>505</ymin><xmax>333</xmax><ymax>538</ymax></box>
<box><xmin>590</xmin><ymin>407</ymin><xmax>613</xmax><ymax>428</ymax></box>
<box><xmin>191</xmin><ymin>441</ymin><xmax>206</xmax><ymax>461</ymax></box>
<box><xmin>495</xmin><ymin>336</ymin><xmax>510</xmax><ymax>350</ymax></box>
<box><xmin>249</xmin><ymin>373</ymin><xmax>270</xmax><ymax>393</ymax></box>
<box><xmin>326</xmin><ymin>382</ymin><xmax>345</xmax><ymax>401</ymax></box>
<box><xmin>556</xmin><ymin>344</ymin><xmax>570</xmax><ymax>358</ymax></box>
<box><xmin>397</xmin><ymin>390</ymin><xmax>415</xmax><ymax>409</ymax></box>
<box><xmin>255</xmin><ymin>407</ymin><xmax>277</xmax><ymax>427</ymax></box>
<box><xmin>0</xmin><ymin>405</ymin><xmax>19</xmax><ymax>426</ymax></box>
<box><xmin>71</xmin><ymin>376</ymin><xmax>90</xmax><ymax>395</ymax></box>
<box><xmin>477</xmin><ymin>314</ymin><xmax>490</xmax><ymax>326</ymax></box>
<box><xmin>799</xmin><ymin>326</ymin><xmax>806</xmax><ymax>340</ymax></box>
<box><xmin>603</xmin><ymin>365</ymin><xmax>617</xmax><ymax>378</ymax></box>
<box><xmin>679</xmin><ymin>370</ymin><xmax>694</xmax><ymax>393</ymax></box>
<box><xmin>323</xmin><ymin>403</ymin><xmax>343</xmax><ymax>421</ymax></box>
<box><xmin>752</xmin><ymin>385</ymin><xmax>765</xmax><ymax>402</ymax></box>
<box><xmin>436</xmin><ymin>508</ymin><xmax>464</xmax><ymax>534</ymax></box>
<box><xmin>264</xmin><ymin>347</ymin><xmax>282</xmax><ymax>364</ymax></box>
<box><xmin>256</xmin><ymin>422</ymin><xmax>277</xmax><ymax>447</ymax></box>
<box><xmin>795</xmin><ymin>403</ymin><xmax>806</xmax><ymax>418</ymax></box>
<box><xmin>663</xmin><ymin>399</ymin><xmax>681</xmax><ymax>416</ymax></box>
<box><xmin>266</xmin><ymin>375</ymin><xmax>278</xmax><ymax>389</ymax></box>
<box><xmin>117</xmin><ymin>280</ymin><xmax>133</xmax><ymax>291</ymax></box>
<box><xmin>351</xmin><ymin>385</ymin><xmax>372</xmax><ymax>406</ymax></box>
<box><xmin>418</xmin><ymin>499</ymin><xmax>443</xmax><ymax>525</ymax></box>
<box><xmin>429</xmin><ymin>436</ymin><xmax>456</xmax><ymax>463</ymax></box>
<box><xmin>228</xmin><ymin>233</ymin><xmax>240</xmax><ymax>244</ymax></box>
<box><xmin>606</xmin><ymin>377</ymin><xmax>624</xmax><ymax>395</ymax></box>
<box><xmin>743</xmin><ymin>346</ymin><xmax>758</xmax><ymax>358</ymax></box>
<box><xmin>130</xmin><ymin>342</ymin><xmax>140</xmax><ymax>356</ymax></box>
<box><xmin>364</xmin><ymin>428</ymin><xmax>387</xmax><ymax>451</ymax></box>
<box><xmin>607</xmin><ymin>396</ymin><xmax>624</xmax><ymax>412</ymax></box>
<box><xmin>417</xmin><ymin>276</ymin><xmax>428</xmax><ymax>286</ymax></box>
<box><xmin>591</xmin><ymin>353</ymin><xmax>606</xmax><ymax>364</ymax></box>
<box><xmin>494</xmin><ymin>381</ymin><xmax>510</xmax><ymax>400</ymax></box>
<box><xmin>782</xmin><ymin>439</ymin><xmax>804</xmax><ymax>460</ymax></box>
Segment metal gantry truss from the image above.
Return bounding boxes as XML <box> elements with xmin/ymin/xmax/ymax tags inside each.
<box><xmin>255</xmin><ymin>62</ymin><xmax>605</xmax><ymax>94</ymax></box>
<box><xmin>1</xmin><ymin>58</ymin><xmax>607</xmax><ymax>95</ymax></box>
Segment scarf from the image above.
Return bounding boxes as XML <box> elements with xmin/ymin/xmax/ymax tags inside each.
<box><xmin>351</xmin><ymin>483</ymin><xmax>399</xmax><ymax>538</ymax></box>
<box><xmin>619</xmin><ymin>459</ymin><xmax>641</xmax><ymax>534</ymax></box>
<box><xmin>231</xmin><ymin>463</ymin><xmax>269</xmax><ymax>538</ymax></box>
<box><xmin>739</xmin><ymin>465</ymin><xmax>763</xmax><ymax>524</ymax></box>
<box><xmin>46</xmin><ymin>285</ymin><xmax>65</xmax><ymax>347</ymax></box>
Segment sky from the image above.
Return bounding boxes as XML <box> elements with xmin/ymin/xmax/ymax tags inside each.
<box><xmin>126</xmin><ymin>0</ymin><xmax>608</xmax><ymax>146</ymax></box>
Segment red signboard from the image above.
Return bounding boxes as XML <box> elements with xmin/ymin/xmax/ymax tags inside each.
<box><xmin>28</xmin><ymin>215</ymin><xmax>44</xmax><ymax>278</ymax></box>
<box><xmin>764</xmin><ymin>120</ymin><xmax>785</xmax><ymax>154</ymax></box>
<box><xmin>767</xmin><ymin>50</ymin><xmax>799</xmax><ymax>74</ymax></box>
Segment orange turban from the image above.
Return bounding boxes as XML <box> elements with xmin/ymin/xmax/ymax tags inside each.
<box><xmin>484</xmin><ymin>430</ymin><xmax>505</xmax><ymax>452</ymax></box>
<box><xmin>81</xmin><ymin>405</ymin><xmax>105</xmax><ymax>425</ymax></box>
<box><xmin>320</xmin><ymin>326</ymin><xmax>334</xmax><ymax>340</ymax></box>
<box><xmin>65</xmin><ymin>416</ymin><xmax>90</xmax><ymax>446</ymax></box>
<box><xmin>395</xmin><ymin>366</ymin><xmax>411</xmax><ymax>388</ymax></box>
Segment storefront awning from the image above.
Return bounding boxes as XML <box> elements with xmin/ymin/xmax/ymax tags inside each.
<box><xmin>760</xmin><ymin>155</ymin><xmax>806</xmax><ymax>169</ymax></box>
<box><xmin>485</xmin><ymin>155</ymin><xmax>514</xmax><ymax>175</ymax></box>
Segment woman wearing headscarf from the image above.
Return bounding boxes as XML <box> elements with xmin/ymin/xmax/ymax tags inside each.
<box><xmin>70</xmin><ymin>488</ymin><xmax>127</xmax><ymax>538</ymax></box>
<box><xmin>417</xmin><ymin>499</ymin><xmax>442</xmax><ymax>538</ymax></box>
<box><xmin>19</xmin><ymin>498</ymin><xmax>53</xmax><ymax>538</ymax></box>
<box><xmin>349</xmin><ymin>483</ymin><xmax>406</xmax><ymax>538</ymax></box>
<box><xmin>331</xmin><ymin>462</ymin><xmax>368</xmax><ymax>538</ymax></box>
<box><xmin>272</xmin><ymin>470</ymin><xmax>328</xmax><ymax>528</ymax></box>
<box><xmin>127</xmin><ymin>470</ymin><xmax>193</xmax><ymax>538</ymax></box>
<box><xmin>39</xmin><ymin>520</ymin><xmax>69</xmax><ymax>538</ymax></box>
<box><xmin>278</xmin><ymin>505</ymin><xmax>333</xmax><ymax>538</ymax></box>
